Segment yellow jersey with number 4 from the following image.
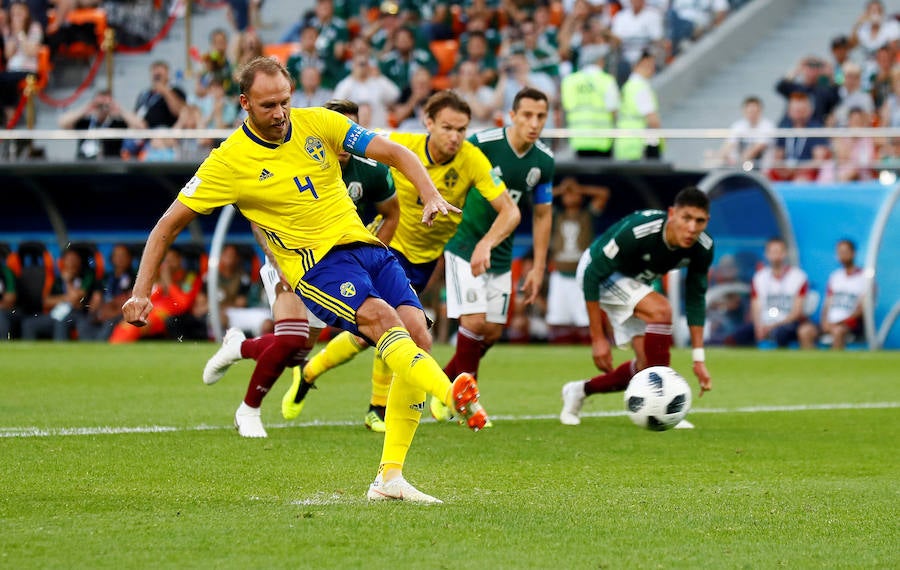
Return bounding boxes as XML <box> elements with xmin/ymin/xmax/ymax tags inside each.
<box><xmin>177</xmin><ymin>107</ymin><xmax>382</xmax><ymax>287</ymax></box>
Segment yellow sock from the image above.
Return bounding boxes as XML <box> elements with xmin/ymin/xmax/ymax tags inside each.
<box><xmin>376</xmin><ymin>327</ymin><xmax>452</xmax><ymax>403</ymax></box>
<box><xmin>370</xmin><ymin>354</ymin><xmax>392</xmax><ymax>408</ymax></box>
<box><xmin>303</xmin><ymin>331</ymin><xmax>368</xmax><ymax>382</ymax></box>
<box><xmin>379</xmin><ymin>373</ymin><xmax>424</xmax><ymax>469</ymax></box>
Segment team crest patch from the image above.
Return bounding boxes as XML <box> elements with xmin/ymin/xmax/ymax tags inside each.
<box><xmin>339</xmin><ymin>282</ymin><xmax>356</xmax><ymax>297</ymax></box>
<box><xmin>444</xmin><ymin>168</ymin><xmax>459</xmax><ymax>189</ymax></box>
<box><xmin>347</xmin><ymin>181</ymin><xmax>363</xmax><ymax>203</ymax></box>
<box><xmin>526</xmin><ymin>167</ymin><xmax>541</xmax><ymax>188</ymax></box>
<box><xmin>305</xmin><ymin>136</ymin><xmax>326</xmax><ymax>162</ymax></box>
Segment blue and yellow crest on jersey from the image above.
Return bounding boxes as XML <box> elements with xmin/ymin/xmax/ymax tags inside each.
<box><xmin>339</xmin><ymin>281</ymin><xmax>357</xmax><ymax>297</ymax></box>
<box><xmin>305</xmin><ymin>136</ymin><xmax>326</xmax><ymax>162</ymax></box>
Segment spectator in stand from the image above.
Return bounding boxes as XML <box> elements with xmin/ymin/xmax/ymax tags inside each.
<box><xmin>849</xmin><ymin>0</ymin><xmax>900</xmax><ymax>60</ymax></box>
<box><xmin>829</xmin><ymin>34</ymin><xmax>851</xmax><ymax>86</ymax></box>
<box><xmin>77</xmin><ymin>244</ymin><xmax>135</xmax><ymax>341</ymax></box>
<box><xmin>818</xmin><ymin>107</ymin><xmax>875</xmax><ymax>183</ymax></box>
<box><xmin>0</xmin><ymin>249</ymin><xmax>16</xmax><ymax>340</ymax></box>
<box><xmin>21</xmin><ymin>247</ymin><xmax>95</xmax><ymax>341</ymax></box>
<box><xmin>493</xmin><ymin>52</ymin><xmax>558</xmax><ymax>128</ymax></box>
<box><xmin>879</xmin><ymin>67</ymin><xmax>900</xmax><ymax>127</ymax></box>
<box><xmin>172</xmin><ymin>104</ymin><xmax>210</xmax><ymax>162</ymax></box>
<box><xmin>109</xmin><ymin>247</ymin><xmax>201</xmax><ymax>343</ymax></box>
<box><xmin>361</xmin><ymin>0</ymin><xmax>404</xmax><ymax>57</ymax></box>
<box><xmin>561</xmin><ymin>43</ymin><xmax>620</xmax><ymax>158</ymax></box>
<box><xmin>798</xmin><ymin>239</ymin><xmax>869</xmax><ymax>350</ymax></box>
<box><xmin>134</xmin><ymin>61</ymin><xmax>187</xmax><ymax>129</ymax></box>
<box><xmin>282</xmin><ymin>0</ymin><xmax>348</xmax><ymax>62</ymax></box>
<box><xmin>290</xmin><ymin>66</ymin><xmax>332</xmax><ymax>108</ymax></box>
<box><xmin>196</xmin><ymin>77</ymin><xmax>240</xmax><ymax>131</ymax></box>
<box><xmin>613</xmin><ymin>49</ymin><xmax>661</xmax><ymax>160</ymax></box>
<box><xmin>866</xmin><ymin>44</ymin><xmax>894</xmax><ymax>110</ymax></box>
<box><xmin>775</xmin><ymin>55</ymin><xmax>840</xmax><ymax>124</ymax></box>
<box><xmin>877</xmin><ymin>136</ymin><xmax>900</xmax><ymax>171</ymax></box>
<box><xmin>231</xmin><ymin>29</ymin><xmax>264</xmax><ymax>82</ymax></box>
<box><xmin>726</xmin><ymin>237</ymin><xmax>810</xmax><ymax>348</ymax></box>
<box><xmin>379</xmin><ymin>26</ymin><xmax>437</xmax><ymax>92</ymax></box>
<box><xmin>0</xmin><ymin>0</ymin><xmax>42</xmax><ymax>126</ymax></box>
<box><xmin>197</xmin><ymin>28</ymin><xmax>235</xmax><ymax>99</ymax></box>
<box><xmin>458</xmin><ymin>8</ymin><xmax>502</xmax><ymax>59</ymax></box>
<box><xmin>392</xmin><ymin>66</ymin><xmax>435</xmax><ymax>131</ymax></box>
<box><xmin>333</xmin><ymin>52</ymin><xmax>400</xmax><ymax>128</ymax></box>
<box><xmin>831</xmin><ymin>62</ymin><xmax>874</xmax><ymax>127</ymax></box>
<box><xmin>610</xmin><ymin>0</ymin><xmax>663</xmax><ymax>74</ymax></box>
<box><xmin>454</xmin><ymin>29</ymin><xmax>499</xmax><ymax>88</ymax></box>
<box><xmin>226</xmin><ymin>0</ymin><xmax>262</xmax><ymax>33</ymax></box>
<box><xmin>454</xmin><ymin>60</ymin><xmax>498</xmax><ymax>133</ymax></box>
<box><xmin>532</xmin><ymin>2</ymin><xmax>560</xmax><ymax>49</ymax></box>
<box><xmin>58</xmin><ymin>89</ymin><xmax>145</xmax><ymax>160</ymax></box>
<box><xmin>285</xmin><ymin>24</ymin><xmax>341</xmax><ymax>91</ymax></box>
<box><xmin>667</xmin><ymin>0</ymin><xmax>729</xmax><ymax>57</ymax></box>
<box><xmin>512</xmin><ymin>19</ymin><xmax>561</xmax><ymax>78</ymax></box>
<box><xmin>773</xmin><ymin>92</ymin><xmax>829</xmax><ymax>181</ymax></box>
<box><xmin>718</xmin><ymin>95</ymin><xmax>775</xmax><ymax>169</ymax></box>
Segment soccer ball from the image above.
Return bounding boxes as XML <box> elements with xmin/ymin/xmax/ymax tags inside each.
<box><xmin>624</xmin><ymin>366</ymin><xmax>692</xmax><ymax>431</ymax></box>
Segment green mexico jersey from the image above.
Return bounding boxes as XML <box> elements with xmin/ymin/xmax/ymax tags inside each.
<box><xmin>343</xmin><ymin>154</ymin><xmax>395</xmax><ymax>226</ymax></box>
<box><xmin>445</xmin><ymin>127</ymin><xmax>555</xmax><ymax>273</ymax></box>
<box><xmin>582</xmin><ymin>210</ymin><xmax>714</xmax><ymax>326</ymax></box>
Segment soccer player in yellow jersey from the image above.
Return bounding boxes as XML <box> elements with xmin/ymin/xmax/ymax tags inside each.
<box><xmin>287</xmin><ymin>91</ymin><xmax>521</xmax><ymax>430</ymax></box>
<box><xmin>122</xmin><ymin>57</ymin><xmax>488</xmax><ymax>504</ymax></box>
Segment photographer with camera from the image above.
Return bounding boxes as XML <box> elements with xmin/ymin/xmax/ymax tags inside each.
<box><xmin>59</xmin><ymin>89</ymin><xmax>146</xmax><ymax>160</ymax></box>
<box><xmin>134</xmin><ymin>61</ymin><xmax>187</xmax><ymax>129</ymax></box>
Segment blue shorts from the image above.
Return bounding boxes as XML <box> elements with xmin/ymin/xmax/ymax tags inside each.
<box><xmin>389</xmin><ymin>248</ymin><xmax>438</xmax><ymax>294</ymax></box>
<box><xmin>297</xmin><ymin>244</ymin><xmax>423</xmax><ymax>342</ymax></box>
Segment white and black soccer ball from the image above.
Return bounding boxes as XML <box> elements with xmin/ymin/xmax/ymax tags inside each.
<box><xmin>624</xmin><ymin>366</ymin><xmax>692</xmax><ymax>431</ymax></box>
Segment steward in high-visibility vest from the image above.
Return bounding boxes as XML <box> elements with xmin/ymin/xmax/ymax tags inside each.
<box><xmin>561</xmin><ymin>46</ymin><xmax>620</xmax><ymax>157</ymax></box>
<box><xmin>613</xmin><ymin>51</ymin><xmax>661</xmax><ymax>160</ymax></box>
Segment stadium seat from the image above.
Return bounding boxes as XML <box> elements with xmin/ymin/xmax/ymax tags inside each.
<box><xmin>54</xmin><ymin>8</ymin><xmax>108</xmax><ymax>60</ymax></box>
<box><xmin>66</xmin><ymin>242</ymin><xmax>105</xmax><ymax>282</ymax></box>
<box><xmin>429</xmin><ymin>39</ymin><xmax>459</xmax><ymax>77</ymax></box>
<box><xmin>263</xmin><ymin>43</ymin><xmax>300</xmax><ymax>65</ymax></box>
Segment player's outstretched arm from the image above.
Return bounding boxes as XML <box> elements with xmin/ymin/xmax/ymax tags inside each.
<box><xmin>122</xmin><ymin>200</ymin><xmax>198</xmax><ymax>327</ymax></box>
<box><xmin>363</xmin><ymin>135</ymin><xmax>460</xmax><ymax>225</ymax></box>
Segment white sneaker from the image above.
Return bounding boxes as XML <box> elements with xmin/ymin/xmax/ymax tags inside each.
<box><xmin>560</xmin><ymin>380</ymin><xmax>586</xmax><ymax>426</ymax></box>
<box><xmin>203</xmin><ymin>328</ymin><xmax>246</xmax><ymax>385</ymax></box>
<box><xmin>234</xmin><ymin>403</ymin><xmax>267</xmax><ymax>438</ymax></box>
<box><xmin>674</xmin><ymin>419</ymin><xmax>694</xmax><ymax>430</ymax></box>
<box><xmin>366</xmin><ymin>475</ymin><xmax>443</xmax><ymax>504</ymax></box>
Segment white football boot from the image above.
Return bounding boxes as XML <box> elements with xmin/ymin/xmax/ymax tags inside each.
<box><xmin>560</xmin><ymin>380</ymin><xmax>587</xmax><ymax>426</ymax></box>
<box><xmin>234</xmin><ymin>402</ymin><xmax>267</xmax><ymax>438</ymax></box>
<box><xmin>203</xmin><ymin>327</ymin><xmax>246</xmax><ymax>385</ymax></box>
<box><xmin>366</xmin><ymin>475</ymin><xmax>443</xmax><ymax>504</ymax></box>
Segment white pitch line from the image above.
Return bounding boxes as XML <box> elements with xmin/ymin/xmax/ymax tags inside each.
<box><xmin>0</xmin><ymin>402</ymin><xmax>897</xmax><ymax>439</ymax></box>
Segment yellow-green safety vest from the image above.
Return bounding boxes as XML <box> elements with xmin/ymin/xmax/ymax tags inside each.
<box><xmin>561</xmin><ymin>68</ymin><xmax>617</xmax><ymax>152</ymax></box>
<box><xmin>613</xmin><ymin>75</ymin><xmax>657</xmax><ymax>160</ymax></box>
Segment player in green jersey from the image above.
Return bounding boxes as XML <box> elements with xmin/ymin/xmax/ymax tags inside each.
<box><xmin>431</xmin><ymin>87</ymin><xmax>556</xmax><ymax>422</ymax></box>
<box><xmin>559</xmin><ymin>186</ymin><xmax>714</xmax><ymax>427</ymax></box>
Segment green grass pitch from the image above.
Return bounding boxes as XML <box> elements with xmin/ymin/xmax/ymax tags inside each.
<box><xmin>2</xmin><ymin>342</ymin><xmax>898</xmax><ymax>569</ymax></box>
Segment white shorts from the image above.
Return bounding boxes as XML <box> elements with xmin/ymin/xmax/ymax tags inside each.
<box><xmin>545</xmin><ymin>271</ymin><xmax>589</xmax><ymax>327</ymax></box>
<box><xmin>260</xmin><ymin>260</ymin><xmax>326</xmax><ymax>329</ymax></box>
<box><xmin>576</xmin><ymin>249</ymin><xmax>653</xmax><ymax>347</ymax></box>
<box><xmin>444</xmin><ymin>251</ymin><xmax>512</xmax><ymax>324</ymax></box>
<box><xmin>224</xmin><ymin>307</ymin><xmax>272</xmax><ymax>338</ymax></box>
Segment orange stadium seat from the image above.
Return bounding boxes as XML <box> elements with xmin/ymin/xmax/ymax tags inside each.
<box><xmin>56</xmin><ymin>8</ymin><xmax>108</xmax><ymax>60</ymax></box>
<box><xmin>430</xmin><ymin>39</ymin><xmax>458</xmax><ymax>76</ymax></box>
<box><xmin>263</xmin><ymin>42</ymin><xmax>300</xmax><ymax>65</ymax></box>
